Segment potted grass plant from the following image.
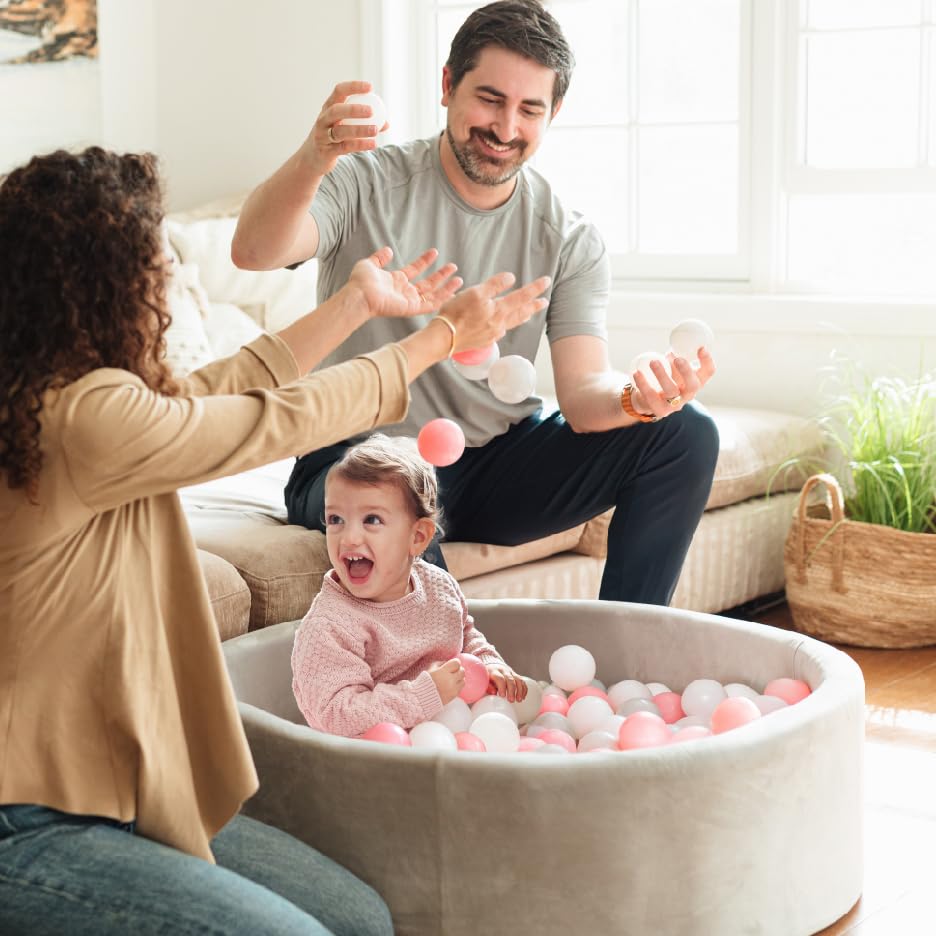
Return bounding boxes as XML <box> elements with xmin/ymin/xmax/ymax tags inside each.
<box><xmin>779</xmin><ymin>363</ymin><xmax>936</xmax><ymax>648</ymax></box>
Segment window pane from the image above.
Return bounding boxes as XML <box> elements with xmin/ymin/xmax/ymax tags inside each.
<box><xmin>804</xmin><ymin>31</ymin><xmax>920</xmax><ymax>168</ymax></box>
<box><xmin>550</xmin><ymin>1</ymin><xmax>630</xmax><ymax>125</ymax></box>
<box><xmin>787</xmin><ymin>193</ymin><xmax>936</xmax><ymax>294</ymax></box>
<box><xmin>807</xmin><ymin>0</ymin><xmax>921</xmax><ymax>30</ymax></box>
<box><xmin>638</xmin><ymin>126</ymin><xmax>738</xmax><ymax>254</ymax></box>
<box><xmin>534</xmin><ymin>127</ymin><xmax>630</xmax><ymax>254</ymax></box>
<box><xmin>639</xmin><ymin>0</ymin><xmax>740</xmax><ymax>124</ymax></box>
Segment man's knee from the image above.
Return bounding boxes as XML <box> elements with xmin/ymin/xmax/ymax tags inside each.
<box><xmin>679</xmin><ymin>403</ymin><xmax>720</xmax><ymax>476</ymax></box>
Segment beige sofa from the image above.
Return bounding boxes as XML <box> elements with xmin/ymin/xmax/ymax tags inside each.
<box><xmin>164</xmin><ymin>201</ymin><xmax>819</xmax><ymax>640</ymax></box>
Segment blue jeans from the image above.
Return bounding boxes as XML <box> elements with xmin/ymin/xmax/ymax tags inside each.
<box><xmin>285</xmin><ymin>404</ymin><xmax>720</xmax><ymax>605</ymax></box>
<box><xmin>0</xmin><ymin>805</ymin><xmax>393</xmax><ymax>935</ymax></box>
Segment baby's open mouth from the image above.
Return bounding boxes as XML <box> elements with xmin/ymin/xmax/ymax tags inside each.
<box><xmin>344</xmin><ymin>556</ymin><xmax>374</xmax><ymax>583</ymax></box>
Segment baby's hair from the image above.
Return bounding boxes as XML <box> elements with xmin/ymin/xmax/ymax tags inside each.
<box><xmin>326</xmin><ymin>435</ymin><xmax>444</xmax><ymax>533</ymax></box>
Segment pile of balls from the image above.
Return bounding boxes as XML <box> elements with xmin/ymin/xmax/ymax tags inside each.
<box><xmin>358</xmin><ymin>643</ymin><xmax>812</xmax><ymax>754</ymax></box>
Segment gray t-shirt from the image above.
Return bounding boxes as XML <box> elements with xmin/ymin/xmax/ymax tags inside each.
<box><xmin>309</xmin><ymin>135</ymin><xmax>610</xmax><ymax>446</ymax></box>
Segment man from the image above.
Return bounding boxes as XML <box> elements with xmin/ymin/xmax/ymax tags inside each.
<box><xmin>232</xmin><ymin>0</ymin><xmax>718</xmax><ymax>605</ymax></box>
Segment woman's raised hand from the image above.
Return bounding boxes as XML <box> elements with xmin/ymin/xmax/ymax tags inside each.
<box><xmin>348</xmin><ymin>246</ymin><xmax>463</xmax><ymax>320</ymax></box>
<box><xmin>437</xmin><ymin>272</ymin><xmax>552</xmax><ymax>353</ymax></box>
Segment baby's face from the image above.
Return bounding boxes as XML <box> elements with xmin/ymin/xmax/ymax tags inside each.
<box><xmin>324</xmin><ymin>476</ymin><xmax>423</xmax><ymax>604</ymax></box>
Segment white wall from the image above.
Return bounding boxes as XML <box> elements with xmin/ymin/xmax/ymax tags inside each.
<box><xmin>93</xmin><ymin>0</ymin><xmax>935</xmax><ymax>416</ymax></box>
<box><xmin>99</xmin><ymin>0</ymin><xmax>362</xmax><ymax>211</ymax></box>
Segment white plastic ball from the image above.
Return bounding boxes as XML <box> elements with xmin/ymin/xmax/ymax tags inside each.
<box><xmin>647</xmin><ymin>682</ymin><xmax>671</xmax><ymax>695</ymax></box>
<box><xmin>470</xmin><ymin>694</ymin><xmax>518</xmax><ymax>724</ymax></box>
<box><xmin>597</xmin><ymin>713</ymin><xmax>626</xmax><ymax>737</ymax></box>
<box><xmin>681</xmin><ymin>679</ymin><xmax>727</xmax><ymax>718</ymax></box>
<box><xmin>724</xmin><ymin>682</ymin><xmax>760</xmax><ymax>702</ymax></box>
<box><xmin>577</xmin><ymin>730</ymin><xmax>618</xmax><ymax>753</ymax></box>
<box><xmin>589</xmin><ymin>678</ymin><xmax>607</xmax><ymax>691</ymax></box>
<box><xmin>487</xmin><ymin>355</ymin><xmax>537</xmax><ymax>404</ymax></box>
<box><xmin>469</xmin><ymin>712</ymin><xmax>520</xmax><ymax>753</ymax></box>
<box><xmin>628</xmin><ymin>351</ymin><xmax>668</xmax><ymax>392</ymax></box>
<box><xmin>669</xmin><ymin>318</ymin><xmax>715</xmax><ymax>362</ymax></box>
<box><xmin>607</xmin><ymin>679</ymin><xmax>652</xmax><ymax>709</ymax></box>
<box><xmin>548</xmin><ymin>645</ymin><xmax>596</xmax><ymax>691</ymax></box>
<box><xmin>533</xmin><ymin>743</ymin><xmax>571</xmax><ymax>755</ymax></box>
<box><xmin>409</xmin><ymin>721</ymin><xmax>457</xmax><ymax>751</ymax></box>
<box><xmin>452</xmin><ymin>342</ymin><xmax>499</xmax><ymax>380</ymax></box>
<box><xmin>432</xmin><ymin>698</ymin><xmax>473</xmax><ymax>734</ymax></box>
<box><xmin>675</xmin><ymin>714</ymin><xmax>711</xmax><ymax>730</ymax></box>
<box><xmin>527</xmin><ymin>712</ymin><xmax>574</xmax><ymax>737</ymax></box>
<box><xmin>342</xmin><ymin>91</ymin><xmax>387</xmax><ymax>128</ymax></box>
<box><xmin>754</xmin><ymin>694</ymin><xmax>788</xmax><ymax>715</ymax></box>
<box><xmin>512</xmin><ymin>677</ymin><xmax>542</xmax><ymax>726</ymax></box>
<box><xmin>616</xmin><ymin>697</ymin><xmax>661</xmax><ymax>718</ymax></box>
<box><xmin>567</xmin><ymin>696</ymin><xmax>614</xmax><ymax>738</ymax></box>
<box><xmin>541</xmin><ymin>684</ymin><xmax>568</xmax><ymax>699</ymax></box>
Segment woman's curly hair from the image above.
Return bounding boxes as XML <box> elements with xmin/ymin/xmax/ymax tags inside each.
<box><xmin>0</xmin><ymin>147</ymin><xmax>178</xmax><ymax>502</ymax></box>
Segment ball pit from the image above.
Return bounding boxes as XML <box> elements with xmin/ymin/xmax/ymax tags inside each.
<box><xmin>223</xmin><ymin>600</ymin><xmax>864</xmax><ymax>936</ymax></box>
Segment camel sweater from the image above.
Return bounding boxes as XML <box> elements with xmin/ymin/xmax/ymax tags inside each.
<box><xmin>291</xmin><ymin>559</ymin><xmax>503</xmax><ymax>737</ymax></box>
<box><xmin>0</xmin><ymin>334</ymin><xmax>408</xmax><ymax>861</ymax></box>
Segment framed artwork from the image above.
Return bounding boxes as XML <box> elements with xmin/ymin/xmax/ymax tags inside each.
<box><xmin>0</xmin><ymin>0</ymin><xmax>100</xmax><ymax>174</ymax></box>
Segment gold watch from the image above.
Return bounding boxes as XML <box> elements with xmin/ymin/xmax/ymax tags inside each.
<box><xmin>620</xmin><ymin>384</ymin><xmax>657</xmax><ymax>423</ymax></box>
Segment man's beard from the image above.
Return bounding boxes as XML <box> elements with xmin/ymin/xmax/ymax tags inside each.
<box><xmin>446</xmin><ymin>125</ymin><xmax>528</xmax><ymax>186</ymax></box>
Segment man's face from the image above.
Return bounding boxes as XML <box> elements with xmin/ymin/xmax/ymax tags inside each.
<box><xmin>443</xmin><ymin>45</ymin><xmax>560</xmax><ymax>187</ymax></box>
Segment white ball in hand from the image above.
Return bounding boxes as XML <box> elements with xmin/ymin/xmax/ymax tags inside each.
<box><xmin>342</xmin><ymin>92</ymin><xmax>387</xmax><ymax>129</ymax></box>
<box><xmin>669</xmin><ymin>318</ymin><xmax>715</xmax><ymax>362</ymax></box>
<box><xmin>487</xmin><ymin>355</ymin><xmax>536</xmax><ymax>404</ymax></box>
<box><xmin>629</xmin><ymin>351</ymin><xmax>668</xmax><ymax>392</ymax></box>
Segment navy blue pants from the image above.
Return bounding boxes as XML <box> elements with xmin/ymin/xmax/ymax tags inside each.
<box><xmin>285</xmin><ymin>405</ymin><xmax>719</xmax><ymax>605</ymax></box>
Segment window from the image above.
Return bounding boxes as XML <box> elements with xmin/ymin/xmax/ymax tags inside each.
<box><xmin>371</xmin><ymin>0</ymin><xmax>936</xmax><ymax>299</ymax></box>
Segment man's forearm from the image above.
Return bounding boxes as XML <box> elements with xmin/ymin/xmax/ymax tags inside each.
<box><xmin>231</xmin><ymin>148</ymin><xmax>323</xmax><ymax>271</ymax></box>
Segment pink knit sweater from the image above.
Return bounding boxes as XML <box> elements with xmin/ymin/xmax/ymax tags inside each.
<box><xmin>291</xmin><ymin>559</ymin><xmax>503</xmax><ymax>737</ymax></box>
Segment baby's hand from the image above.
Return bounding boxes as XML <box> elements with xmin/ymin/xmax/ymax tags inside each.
<box><xmin>485</xmin><ymin>663</ymin><xmax>528</xmax><ymax>703</ymax></box>
<box><xmin>429</xmin><ymin>658</ymin><xmax>466</xmax><ymax>705</ymax></box>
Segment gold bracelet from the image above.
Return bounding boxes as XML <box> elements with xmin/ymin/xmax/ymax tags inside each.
<box><xmin>620</xmin><ymin>383</ymin><xmax>657</xmax><ymax>423</ymax></box>
<box><xmin>434</xmin><ymin>314</ymin><xmax>457</xmax><ymax>359</ymax></box>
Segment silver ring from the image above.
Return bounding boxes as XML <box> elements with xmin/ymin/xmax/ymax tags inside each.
<box><xmin>327</xmin><ymin>125</ymin><xmax>338</xmax><ymax>145</ymax></box>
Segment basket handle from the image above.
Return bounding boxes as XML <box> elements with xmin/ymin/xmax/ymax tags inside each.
<box><xmin>793</xmin><ymin>473</ymin><xmax>846</xmax><ymax>593</ymax></box>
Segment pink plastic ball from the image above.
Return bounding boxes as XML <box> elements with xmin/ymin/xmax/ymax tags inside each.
<box><xmin>538</xmin><ymin>693</ymin><xmax>570</xmax><ymax>717</ymax></box>
<box><xmin>535</xmin><ymin>728</ymin><xmax>577</xmax><ymax>753</ymax></box>
<box><xmin>417</xmin><ymin>418</ymin><xmax>466</xmax><ymax>467</ymax></box>
<box><xmin>617</xmin><ymin>711</ymin><xmax>670</xmax><ymax>750</ymax></box>
<box><xmin>360</xmin><ymin>722</ymin><xmax>412</xmax><ymax>746</ymax></box>
<box><xmin>457</xmin><ymin>652</ymin><xmax>490</xmax><ymax>704</ymax></box>
<box><xmin>455</xmin><ymin>731</ymin><xmax>487</xmax><ymax>752</ymax></box>
<box><xmin>517</xmin><ymin>736</ymin><xmax>547</xmax><ymax>752</ymax></box>
<box><xmin>653</xmin><ymin>691</ymin><xmax>686</xmax><ymax>725</ymax></box>
<box><xmin>710</xmin><ymin>696</ymin><xmax>762</xmax><ymax>734</ymax></box>
<box><xmin>567</xmin><ymin>686</ymin><xmax>611</xmax><ymax>707</ymax></box>
<box><xmin>452</xmin><ymin>343</ymin><xmax>496</xmax><ymax>366</ymax></box>
<box><xmin>668</xmin><ymin>725</ymin><xmax>712</xmax><ymax>744</ymax></box>
<box><xmin>763</xmin><ymin>677</ymin><xmax>812</xmax><ymax>705</ymax></box>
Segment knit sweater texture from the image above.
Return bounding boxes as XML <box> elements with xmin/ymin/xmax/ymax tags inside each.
<box><xmin>291</xmin><ymin>559</ymin><xmax>503</xmax><ymax>737</ymax></box>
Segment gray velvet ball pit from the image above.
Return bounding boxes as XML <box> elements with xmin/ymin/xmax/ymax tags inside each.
<box><xmin>222</xmin><ymin>600</ymin><xmax>865</xmax><ymax>936</ymax></box>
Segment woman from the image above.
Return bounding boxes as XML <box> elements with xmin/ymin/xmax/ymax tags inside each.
<box><xmin>0</xmin><ymin>147</ymin><xmax>549</xmax><ymax>935</ymax></box>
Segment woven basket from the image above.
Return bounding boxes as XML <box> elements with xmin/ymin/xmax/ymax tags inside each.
<box><xmin>784</xmin><ymin>473</ymin><xmax>936</xmax><ymax>648</ymax></box>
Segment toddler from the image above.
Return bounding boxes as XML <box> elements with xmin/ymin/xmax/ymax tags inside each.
<box><xmin>291</xmin><ymin>435</ymin><xmax>527</xmax><ymax>738</ymax></box>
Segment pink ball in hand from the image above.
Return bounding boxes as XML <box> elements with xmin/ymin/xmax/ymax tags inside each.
<box><xmin>417</xmin><ymin>418</ymin><xmax>466</xmax><ymax>467</ymax></box>
<box><xmin>360</xmin><ymin>722</ymin><xmax>412</xmax><ymax>746</ymax></box>
<box><xmin>763</xmin><ymin>677</ymin><xmax>811</xmax><ymax>705</ymax></box>
<box><xmin>457</xmin><ymin>652</ymin><xmax>490</xmax><ymax>704</ymax></box>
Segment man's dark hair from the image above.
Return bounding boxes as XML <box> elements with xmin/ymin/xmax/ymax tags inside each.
<box><xmin>445</xmin><ymin>0</ymin><xmax>574</xmax><ymax>108</ymax></box>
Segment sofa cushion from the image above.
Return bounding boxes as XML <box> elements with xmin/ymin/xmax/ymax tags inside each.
<box><xmin>197</xmin><ymin>548</ymin><xmax>251</xmax><ymax>640</ymax></box>
<box><xmin>187</xmin><ymin>510</ymin><xmax>331</xmax><ymax>631</ymax></box>
<box><xmin>441</xmin><ymin>525</ymin><xmax>585</xmax><ymax>582</ymax></box>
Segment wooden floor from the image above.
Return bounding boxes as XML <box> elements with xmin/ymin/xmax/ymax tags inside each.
<box><xmin>739</xmin><ymin>600</ymin><xmax>936</xmax><ymax>936</ymax></box>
